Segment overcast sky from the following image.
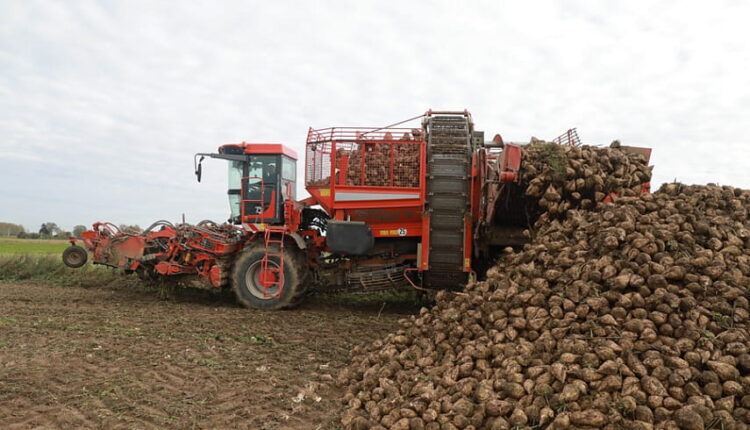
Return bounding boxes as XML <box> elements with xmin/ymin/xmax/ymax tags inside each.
<box><xmin>1</xmin><ymin>0</ymin><xmax>749</xmax><ymax>232</ymax></box>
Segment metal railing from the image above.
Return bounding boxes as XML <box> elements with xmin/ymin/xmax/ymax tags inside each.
<box><xmin>552</xmin><ymin>128</ymin><xmax>582</xmax><ymax>146</ymax></box>
<box><xmin>306</xmin><ymin>127</ymin><xmax>425</xmax><ymax>189</ymax></box>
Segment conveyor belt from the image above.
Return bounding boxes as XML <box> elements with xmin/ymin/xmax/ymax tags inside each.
<box><xmin>423</xmin><ymin>114</ymin><xmax>472</xmax><ymax>288</ymax></box>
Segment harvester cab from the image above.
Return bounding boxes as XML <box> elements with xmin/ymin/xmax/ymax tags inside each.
<box><xmin>195</xmin><ymin>143</ymin><xmax>298</xmax><ymax>226</ymax></box>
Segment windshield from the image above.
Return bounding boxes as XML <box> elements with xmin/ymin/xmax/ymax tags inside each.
<box><xmin>247</xmin><ymin>155</ymin><xmax>278</xmax><ymax>187</ymax></box>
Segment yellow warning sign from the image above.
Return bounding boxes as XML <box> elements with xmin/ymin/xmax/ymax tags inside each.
<box><xmin>379</xmin><ymin>228</ymin><xmax>408</xmax><ymax>236</ymax></box>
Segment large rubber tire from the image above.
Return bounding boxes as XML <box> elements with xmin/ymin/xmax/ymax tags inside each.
<box><xmin>62</xmin><ymin>245</ymin><xmax>88</xmax><ymax>268</ymax></box>
<box><xmin>231</xmin><ymin>246</ymin><xmax>305</xmax><ymax>310</ymax></box>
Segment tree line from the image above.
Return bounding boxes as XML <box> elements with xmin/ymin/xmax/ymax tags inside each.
<box><xmin>0</xmin><ymin>222</ymin><xmax>142</xmax><ymax>240</ymax></box>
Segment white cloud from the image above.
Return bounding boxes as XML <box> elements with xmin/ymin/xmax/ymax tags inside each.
<box><xmin>0</xmin><ymin>0</ymin><xmax>749</xmax><ymax>231</ymax></box>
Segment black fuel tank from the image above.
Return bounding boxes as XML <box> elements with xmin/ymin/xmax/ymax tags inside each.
<box><xmin>326</xmin><ymin>221</ymin><xmax>374</xmax><ymax>255</ymax></box>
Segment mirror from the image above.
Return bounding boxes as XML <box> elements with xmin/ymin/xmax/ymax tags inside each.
<box><xmin>195</xmin><ymin>156</ymin><xmax>204</xmax><ymax>182</ymax></box>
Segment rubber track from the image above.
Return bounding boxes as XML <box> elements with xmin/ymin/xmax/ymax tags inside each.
<box><xmin>424</xmin><ymin>115</ymin><xmax>472</xmax><ymax>289</ymax></box>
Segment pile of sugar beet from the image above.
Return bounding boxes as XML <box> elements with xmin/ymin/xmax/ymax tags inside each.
<box><xmin>340</xmin><ymin>140</ymin><xmax>420</xmax><ymax>188</ymax></box>
<box><xmin>340</xmin><ymin>142</ymin><xmax>750</xmax><ymax>430</ymax></box>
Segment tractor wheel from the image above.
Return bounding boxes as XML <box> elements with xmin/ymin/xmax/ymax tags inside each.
<box><xmin>231</xmin><ymin>246</ymin><xmax>305</xmax><ymax>310</ymax></box>
<box><xmin>62</xmin><ymin>245</ymin><xmax>88</xmax><ymax>268</ymax></box>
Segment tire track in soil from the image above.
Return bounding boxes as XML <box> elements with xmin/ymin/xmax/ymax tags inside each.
<box><xmin>0</xmin><ymin>281</ymin><xmax>414</xmax><ymax>429</ymax></box>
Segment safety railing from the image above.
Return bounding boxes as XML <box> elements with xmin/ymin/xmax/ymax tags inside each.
<box><xmin>306</xmin><ymin>127</ymin><xmax>425</xmax><ymax>189</ymax></box>
<box><xmin>553</xmin><ymin>128</ymin><xmax>582</xmax><ymax>147</ymax></box>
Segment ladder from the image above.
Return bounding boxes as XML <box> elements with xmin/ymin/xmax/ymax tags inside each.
<box><xmin>260</xmin><ymin>226</ymin><xmax>286</xmax><ymax>299</ymax></box>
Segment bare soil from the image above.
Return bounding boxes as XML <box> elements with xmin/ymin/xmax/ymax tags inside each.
<box><xmin>0</xmin><ymin>281</ymin><xmax>415</xmax><ymax>429</ymax></box>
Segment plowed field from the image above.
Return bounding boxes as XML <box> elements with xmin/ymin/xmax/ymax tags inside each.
<box><xmin>0</xmin><ymin>281</ymin><xmax>411</xmax><ymax>429</ymax></box>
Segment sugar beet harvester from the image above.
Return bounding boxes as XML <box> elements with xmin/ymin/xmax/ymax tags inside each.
<box><xmin>62</xmin><ymin>110</ymin><xmax>651</xmax><ymax>310</ymax></box>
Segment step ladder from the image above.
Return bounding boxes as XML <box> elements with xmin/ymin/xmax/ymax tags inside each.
<box><xmin>260</xmin><ymin>226</ymin><xmax>286</xmax><ymax>299</ymax></box>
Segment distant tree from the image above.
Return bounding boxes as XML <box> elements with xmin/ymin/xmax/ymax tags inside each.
<box><xmin>0</xmin><ymin>222</ymin><xmax>25</xmax><ymax>236</ymax></box>
<box><xmin>39</xmin><ymin>222</ymin><xmax>61</xmax><ymax>238</ymax></box>
<box><xmin>54</xmin><ymin>231</ymin><xmax>72</xmax><ymax>239</ymax></box>
<box><xmin>16</xmin><ymin>231</ymin><xmax>27</xmax><ymax>239</ymax></box>
<box><xmin>73</xmin><ymin>225</ymin><xmax>87</xmax><ymax>238</ymax></box>
<box><xmin>47</xmin><ymin>222</ymin><xmax>60</xmax><ymax>235</ymax></box>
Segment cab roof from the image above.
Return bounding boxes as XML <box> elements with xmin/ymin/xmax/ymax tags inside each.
<box><xmin>218</xmin><ymin>143</ymin><xmax>298</xmax><ymax>160</ymax></box>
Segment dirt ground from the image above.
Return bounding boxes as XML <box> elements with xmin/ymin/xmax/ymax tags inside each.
<box><xmin>0</xmin><ymin>281</ymin><xmax>416</xmax><ymax>429</ymax></box>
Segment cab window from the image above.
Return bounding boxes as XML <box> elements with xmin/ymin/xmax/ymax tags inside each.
<box><xmin>227</xmin><ymin>160</ymin><xmax>243</xmax><ymax>219</ymax></box>
<box><xmin>247</xmin><ymin>155</ymin><xmax>278</xmax><ymax>186</ymax></box>
<box><xmin>281</xmin><ymin>156</ymin><xmax>296</xmax><ymax>200</ymax></box>
<box><xmin>281</xmin><ymin>156</ymin><xmax>296</xmax><ymax>181</ymax></box>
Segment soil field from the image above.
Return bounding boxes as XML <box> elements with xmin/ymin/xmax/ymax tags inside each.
<box><xmin>0</xmin><ymin>281</ymin><xmax>415</xmax><ymax>429</ymax></box>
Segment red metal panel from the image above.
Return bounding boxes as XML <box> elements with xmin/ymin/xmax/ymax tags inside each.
<box><xmin>344</xmin><ymin>208</ymin><xmax>422</xmax><ymax>226</ymax></box>
<box><xmin>114</xmin><ymin>236</ymin><xmax>146</xmax><ymax>263</ymax></box>
<box><xmin>420</xmin><ymin>212</ymin><xmax>430</xmax><ymax>270</ymax></box>
<box><xmin>470</xmin><ymin>151</ymin><xmax>482</xmax><ymax>229</ymax></box>
<box><xmin>306</xmin><ymin>187</ymin><xmax>333</xmax><ymax>213</ymax></box>
<box><xmin>462</xmin><ymin>214</ymin><xmax>472</xmax><ymax>272</ymax></box>
<box><xmin>499</xmin><ymin>144</ymin><xmax>523</xmax><ymax>182</ymax></box>
<box><xmin>419</xmin><ymin>143</ymin><xmax>429</xmax><ymax>271</ymax></box>
<box><xmin>331</xmin><ymin>140</ymin><xmax>339</xmax><ymax>203</ymax></box>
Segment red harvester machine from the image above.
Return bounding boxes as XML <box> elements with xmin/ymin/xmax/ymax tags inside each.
<box><xmin>63</xmin><ymin>110</ymin><xmax>651</xmax><ymax>309</ymax></box>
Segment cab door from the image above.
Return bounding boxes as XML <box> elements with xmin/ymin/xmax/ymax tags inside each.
<box><xmin>242</xmin><ymin>155</ymin><xmax>282</xmax><ymax>224</ymax></box>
